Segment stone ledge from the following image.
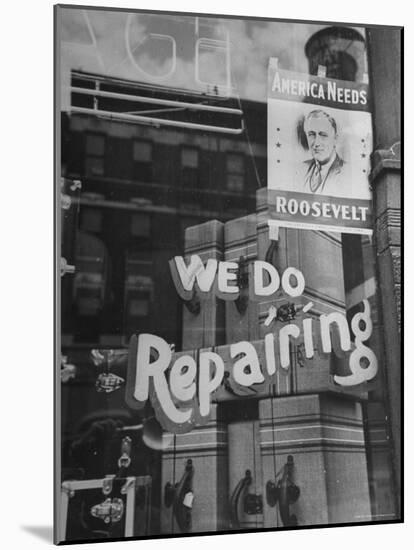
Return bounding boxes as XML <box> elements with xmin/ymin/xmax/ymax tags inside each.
<box><xmin>370</xmin><ymin>143</ymin><xmax>401</xmax><ymax>183</ymax></box>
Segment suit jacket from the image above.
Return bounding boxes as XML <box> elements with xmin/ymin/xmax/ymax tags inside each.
<box><xmin>303</xmin><ymin>153</ymin><xmax>344</xmax><ymax>195</ymax></box>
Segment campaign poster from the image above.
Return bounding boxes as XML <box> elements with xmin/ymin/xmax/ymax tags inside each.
<box><xmin>267</xmin><ymin>59</ymin><xmax>373</xmax><ymax>234</ymax></box>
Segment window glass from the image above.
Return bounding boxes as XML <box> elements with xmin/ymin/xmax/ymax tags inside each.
<box><xmin>85</xmin><ymin>134</ymin><xmax>105</xmax><ymax>156</ymax></box>
<box><xmin>84</xmin><ymin>156</ymin><xmax>104</xmax><ymax>176</ymax></box>
<box><xmin>181</xmin><ymin>147</ymin><xmax>199</xmax><ymax>168</ymax></box>
<box><xmin>58</xmin><ymin>7</ymin><xmax>400</xmax><ymax>544</ymax></box>
<box><xmin>226</xmin><ymin>153</ymin><xmax>244</xmax><ymax>191</ymax></box>
<box><xmin>226</xmin><ymin>153</ymin><xmax>244</xmax><ymax>173</ymax></box>
<box><xmin>133</xmin><ymin>141</ymin><xmax>152</xmax><ymax>162</ymax></box>
<box><xmin>85</xmin><ymin>134</ymin><xmax>105</xmax><ymax>176</ymax></box>
<box><xmin>130</xmin><ymin>213</ymin><xmax>151</xmax><ymax>238</ymax></box>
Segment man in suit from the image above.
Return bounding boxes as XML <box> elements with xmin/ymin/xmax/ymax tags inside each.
<box><xmin>301</xmin><ymin>109</ymin><xmax>345</xmax><ymax>196</ymax></box>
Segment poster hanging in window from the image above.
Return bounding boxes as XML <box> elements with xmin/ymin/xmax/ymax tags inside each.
<box><xmin>267</xmin><ymin>59</ymin><xmax>373</xmax><ymax>234</ymax></box>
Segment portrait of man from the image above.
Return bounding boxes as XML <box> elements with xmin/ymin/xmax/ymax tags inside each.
<box><xmin>299</xmin><ymin>109</ymin><xmax>346</xmax><ymax>196</ymax></box>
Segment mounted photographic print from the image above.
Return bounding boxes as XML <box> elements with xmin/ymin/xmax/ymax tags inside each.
<box><xmin>55</xmin><ymin>5</ymin><xmax>402</xmax><ymax>545</ymax></box>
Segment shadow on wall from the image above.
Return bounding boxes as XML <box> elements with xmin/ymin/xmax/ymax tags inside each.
<box><xmin>20</xmin><ymin>525</ymin><xmax>53</xmax><ymax>543</ymax></box>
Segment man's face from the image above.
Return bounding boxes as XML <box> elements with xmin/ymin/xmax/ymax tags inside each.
<box><xmin>304</xmin><ymin>115</ymin><xmax>337</xmax><ymax>164</ymax></box>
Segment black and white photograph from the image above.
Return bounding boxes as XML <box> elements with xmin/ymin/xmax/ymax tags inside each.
<box><xmin>0</xmin><ymin>3</ymin><xmax>382</xmax><ymax>549</ymax></box>
<box><xmin>52</xmin><ymin>5</ymin><xmax>403</xmax><ymax>545</ymax></box>
<box><xmin>0</xmin><ymin>0</ymin><xmax>406</xmax><ymax>548</ymax></box>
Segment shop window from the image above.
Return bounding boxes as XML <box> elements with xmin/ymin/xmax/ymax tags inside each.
<box><xmin>226</xmin><ymin>153</ymin><xmax>244</xmax><ymax>192</ymax></box>
<box><xmin>133</xmin><ymin>140</ymin><xmax>153</xmax><ymax>182</ymax></box>
<box><xmin>84</xmin><ymin>134</ymin><xmax>105</xmax><ymax>176</ymax></box>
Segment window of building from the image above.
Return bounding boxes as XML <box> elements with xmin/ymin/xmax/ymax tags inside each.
<box><xmin>128</xmin><ymin>296</ymin><xmax>150</xmax><ymax>317</ymax></box>
<box><xmin>133</xmin><ymin>140</ymin><xmax>153</xmax><ymax>182</ymax></box>
<box><xmin>80</xmin><ymin>207</ymin><xmax>103</xmax><ymax>234</ymax></box>
<box><xmin>124</xmin><ymin>257</ymin><xmax>153</xmax><ymax>336</ymax></box>
<box><xmin>84</xmin><ymin>134</ymin><xmax>105</xmax><ymax>176</ymax></box>
<box><xmin>181</xmin><ymin>147</ymin><xmax>199</xmax><ymax>168</ymax></box>
<box><xmin>226</xmin><ymin>153</ymin><xmax>245</xmax><ymax>192</ymax></box>
<box><xmin>181</xmin><ymin>146</ymin><xmax>199</xmax><ymax>187</ymax></box>
<box><xmin>133</xmin><ymin>141</ymin><xmax>152</xmax><ymax>162</ymax></box>
<box><xmin>130</xmin><ymin>213</ymin><xmax>151</xmax><ymax>238</ymax></box>
<box><xmin>106</xmin><ymin>137</ymin><xmax>132</xmax><ymax>179</ymax></box>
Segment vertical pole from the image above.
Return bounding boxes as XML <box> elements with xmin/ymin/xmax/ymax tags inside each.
<box><xmin>366</xmin><ymin>27</ymin><xmax>402</xmax><ymax>512</ymax></box>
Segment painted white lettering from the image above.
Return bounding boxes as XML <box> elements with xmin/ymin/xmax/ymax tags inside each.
<box><xmin>282</xmin><ymin>267</ymin><xmax>305</xmax><ymax>297</ymax></box>
<box><xmin>264</xmin><ymin>333</ymin><xmax>277</xmax><ymax>376</ymax></box>
<box><xmin>279</xmin><ymin>324</ymin><xmax>301</xmax><ymax>369</ymax></box>
<box><xmin>218</xmin><ymin>261</ymin><xmax>239</xmax><ymax>294</ymax></box>
<box><xmin>170</xmin><ymin>355</ymin><xmax>197</xmax><ymax>402</ymax></box>
<box><xmin>320</xmin><ymin>312</ymin><xmax>351</xmax><ymax>353</ymax></box>
<box><xmin>254</xmin><ymin>261</ymin><xmax>280</xmax><ymax>296</ymax></box>
<box><xmin>334</xmin><ymin>300</ymin><xmax>378</xmax><ymax>386</ymax></box>
<box><xmin>199</xmin><ymin>351</ymin><xmax>225</xmax><ymax>417</ymax></box>
<box><xmin>171</xmin><ymin>255</ymin><xmax>217</xmax><ymax>296</ymax></box>
<box><xmin>231</xmin><ymin>341</ymin><xmax>264</xmax><ymax>386</ymax></box>
<box><xmin>134</xmin><ymin>334</ymin><xmax>191</xmax><ymax>424</ymax></box>
<box><xmin>302</xmin><ymin>318</ymin><xmax>315</xmax><ymax>358</ymax></box>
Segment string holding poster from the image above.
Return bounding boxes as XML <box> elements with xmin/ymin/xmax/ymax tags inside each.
<box><xmin>267</xmin><ymin>59</ymin><xmax>373</xmax><ymax>235</ymax></box>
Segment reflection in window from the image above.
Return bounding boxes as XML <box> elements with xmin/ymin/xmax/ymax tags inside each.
<box><xmin>80</xmin><ymin>207</ymin><xmax>103</xmax><ymax>234</ymax></box>
<box><xmin>181</xmin><ymin>147</ymin><xmax>199</xmax><ymax>187</ymax></box>
<box><xmin>85</xmin><ymin>134</ymin><xmax>105</xmax><ymax>176</ymax></box>
<box><xmin>226</xmin><ymin>153</ymin><xmax>245</xmax><ymax>192</ymax></box>
<box><xmin>181</xmin><ymin>147</ymin><xmax>199</xmax><ymax>168</ymax></box>
<box><xmin>106</xmin><ymin>137</ymin><xmax>131</xmax><ymax>179</ymax></box>
<box><xmin>128</xmin><ymin>297</ymin><xmax>150</xmax><ymax>317</ymax></box>
<box><xmin>196</xmin><ymin>37</ymin><xmax>230</xmax><ymax>95</ymax></box>
<box><xmin>133</xmin><ymin>140</ymin><xmax>153</xmax><ymax>182</ymax></box>
<box><xmin>72</xmin><ymin>232</ymin><xmax>110</xmax><ymax>344</ymax></box>
<box><xmin>124</xmin><ymin>255</ymin><xmax>153</xmax><ymax>337</ymax></box>
<box><xmin>130</xmin><ymin>213</ymin><xmax>151</xmax><ymax>238</ymax></box>
<box><xmin>59</xmin><ymin>7</ymin><xmax>400</xmax><ymax>536</ymax></box>
<box><xmin>133</xmin><ymin>141</ymin><xmax>152</xmax><ymax>162</ymax></box>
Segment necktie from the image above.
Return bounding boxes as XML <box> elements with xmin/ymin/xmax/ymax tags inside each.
<box><xmin>310</xmin><ymin>161</ymin><xmax>322</xmax><ymax>192</ymax></box>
